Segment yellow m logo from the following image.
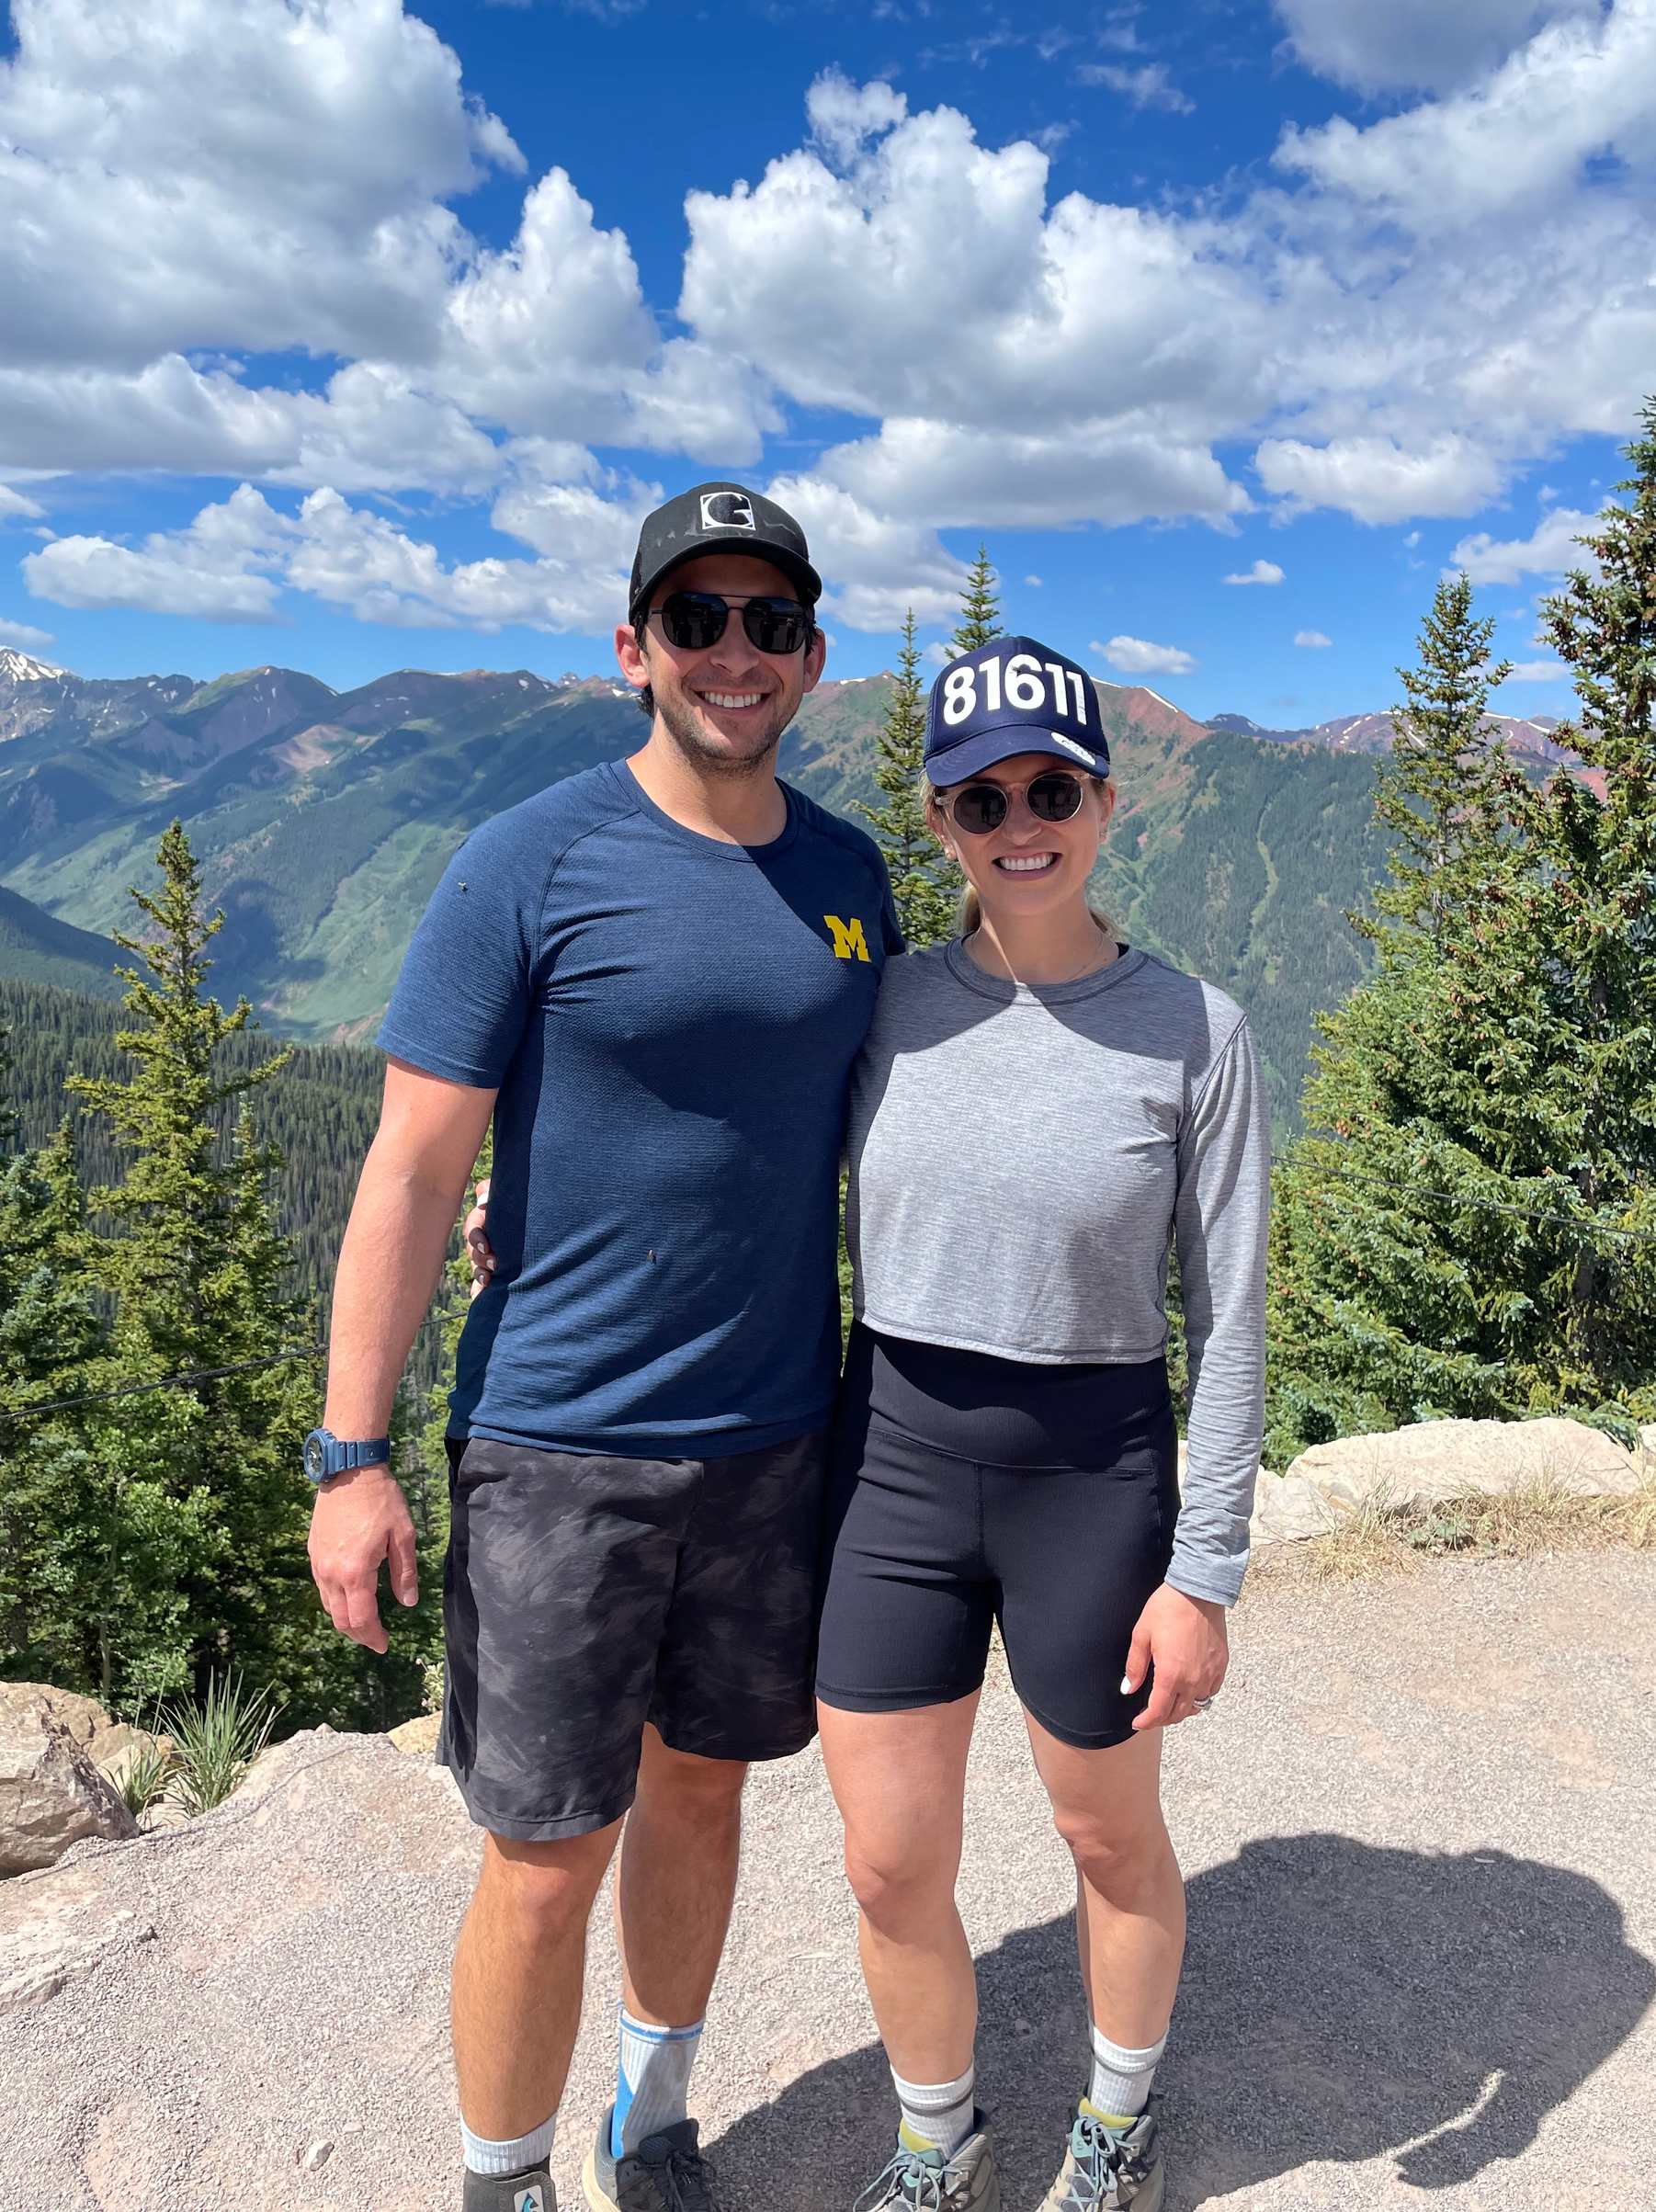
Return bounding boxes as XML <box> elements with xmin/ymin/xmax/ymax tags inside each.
<box><xmin>824</xmin><ymin>914</ymin><xmax>871</xmax><ymax>962</ymax></box>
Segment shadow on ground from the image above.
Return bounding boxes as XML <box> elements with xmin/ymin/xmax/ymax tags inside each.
<box><xmin>709</xmin><ymin>1836</ymin><xmax>1655</xmax><ymax>2211</ymax></box>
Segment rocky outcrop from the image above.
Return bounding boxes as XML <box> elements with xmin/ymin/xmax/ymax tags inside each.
<box><xmin>0</xmin><ymin>1691</ymin><xmax>138</xmax><ymax>1877</ymax></box>
<box><xmin>1251</xmin><ymin>1415</ymin><xmax>1652</xmax><ymax>1549</ymax></box>
<box><xmin>389</xmin><ymin>1711</ymin><xmax>442</xmax><ymax>1754</ymax></box>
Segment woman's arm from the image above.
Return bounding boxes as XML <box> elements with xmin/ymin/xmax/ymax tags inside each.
<box><xmin>1167</xmin><ymin>1018</ymin><xmax>1273</xmax><ymax>1605</ymax></box>
<box><xmin>1123</xmin><ymin>1017</ymin><xmax>1270</xmax><ymax>1729</ymax></box>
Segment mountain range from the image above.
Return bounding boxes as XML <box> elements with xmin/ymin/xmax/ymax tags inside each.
<box><xmin>0</xmin><ymin>646</ymin><xmax>1401</xmax><ymax>1133</ymax></box>
<box><xmin>1208</xmin><ymin>707</ymin><xmax>1573</xmax><ymax>763</ymax></box>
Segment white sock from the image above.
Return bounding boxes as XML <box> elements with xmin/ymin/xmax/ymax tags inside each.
<box><xmin>892</xmin><ymin>2062</ymin><xmax>977</xmax><ymax>2158</ymax></box>
<box><xmin>1083</xmin><ymin>2023</ymin><xmax>1168</xmax><ymax>2123</ymax></box>
<box><xmin>613</xmin><ymin>2008</ymin><xmax>704</xmax><ymax>2155</ymax></box>
<box><xmin>460</xmin><ymin>2109</ymin><xmax>557</xmax><ymax>2176</ymax></box>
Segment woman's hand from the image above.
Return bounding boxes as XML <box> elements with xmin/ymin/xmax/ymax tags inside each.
<box><xmin>464</xmin><ymin>1175</ymin><xmax>496</xmax><ymax>1299</ymax></box>
<box><xmin>1122</xmin><ymin>1582</ymin><xmax>1229</xmax><ymax>1730</ymax></box>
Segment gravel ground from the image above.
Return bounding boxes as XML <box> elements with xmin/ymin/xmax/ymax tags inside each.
<box><xmin>1</xmin><ymin>1548</ymin><xmax>1651</xmax><ymax>2212</ymax></box>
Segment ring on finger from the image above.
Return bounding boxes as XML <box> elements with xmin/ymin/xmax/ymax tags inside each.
<box><xmin>1192</xmin><ymin>1695</ymin><xmax>1216</xmax><ymax>1713</ymax></box>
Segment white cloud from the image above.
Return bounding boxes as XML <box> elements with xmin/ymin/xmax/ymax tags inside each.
<box><xmin>0</xmin><ymin>485</ymin><xmax>46</xmax><ymax>523</ymax></box>
<box><xmin>1095</xmin><ymin>634</ymin><xmax>1197</xmax><ymax>676</ymax></box>
<box><xmin>0</xmin><ymin>0</ymin><xmax>766</xmax><ymax>483</ymax></box>
<box><xmin>1276</xmin><ymin>0</ymin><xmax>1599</xmax><ymax>95</ymax></box>
<box><xmin>1076</xmin><ymin>62</ymin><xmax>1194</xmax><ymax>113</ymax></box>
<box><xmin>1224</xmin><ymin>558</ymin><xmax>1285</xmax><ymax>585</ymax></box>
<box><xmin>1497</xmin><ymin>658</ymin><xmax>1569</xmax><ymax>681</ymax></box>
<box><xmin>1294</xmin><ymin>629</ymin><xmax>1333</xmax><ymax>647</ymax></box>
<box><xmin>807</xmin><ymin>68</ymin><xmax>908</xmax><ymax>167</ymax></box>
<box><xmin>21</xmin><ymin>471</ymin><xmax>652</xmax><ymax>634</ymax></box>
<box><xmin>678</xmin><ymin>92</ymin><xmax>1266</xmax><ymax>489</ymax></box>
<box><xmin>0</xmin><ymin>616</ymin><xmax>56</xmax><ymax>648</ymax></box>
<box><xmin>813</xmin><ymin>417</ymin><xmax>1248</xmax><ymax>533</ymax></box>
<box><xmin>1256</xmin><ymin>437</ymin><xmax>1505</xmax><ymax>526</ymax></box>
<box><xmin>1025</xmin><ymin>574</ymin><xmax>1043</xmax><ymax>586</ymax></box>
<box><xmin>3</xmin><ymin>2</ymin><xmax>1655</xmax><ymax>606</ymax></box>
<box><xmin>1448</xmin><ymin>506</ymin><xmax>1595</xmax><ymax>584</ymax></box>
<box><xmin>764</xmin><ymin>476</ymin><xmax>969</xmax><ymax>631</ymax></box>
<box><xmin>23</xmin><ymin>485</ymin><xmax>289</xmax><ymax>621</ymax></box>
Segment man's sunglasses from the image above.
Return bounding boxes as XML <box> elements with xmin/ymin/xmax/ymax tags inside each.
<box><xmin>942</xmin><ymin>771</ymin><xmax>1090</xmax><ymax>835</ymax></box>
<box><xmin>650</xmin><ymin>590</ymin><xmax>813</xmax><ymax>656</ymax></box>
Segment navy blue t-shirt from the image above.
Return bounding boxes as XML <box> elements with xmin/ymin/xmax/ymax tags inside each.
<box><xmin>379</xmin><ymin>758</ymin><xmax>902</xmax><ymax>1457</ymax></box>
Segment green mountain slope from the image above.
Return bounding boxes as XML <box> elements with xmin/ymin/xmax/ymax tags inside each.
<box><xmin>0</xmin><ymin>883</ymin><xmax>122</xmax><ymax>997</ymax></box>
<box><xmin>0</xmin><ymin>657</ymin><xmax>1386</xmax><ymax>1130</ymax></box>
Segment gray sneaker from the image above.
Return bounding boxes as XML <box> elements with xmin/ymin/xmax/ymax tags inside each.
<box><xmin>854</xmin><ymin>2116</ymin><xmax>1000</xmax><ymax>2212</ymax></box>
<box><xmin>583</xmin><ymin>2107</ymin><xmax>716</xmax><ymax>2212</ymax></box>
<box><xmin>462</xmin><ymin>2162</ymin><xmax>554</xmax><ymax>2212</ymax></box>
<box><xmin>1038</xmin><ymin>2105</ymin><xmax>1163</xmax><ymax>2212</ymax></box>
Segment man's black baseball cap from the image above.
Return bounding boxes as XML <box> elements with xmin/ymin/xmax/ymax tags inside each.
<box><xmin>924</xmin><ymin>636</ymin><xmax>1110</xmax><ymax>787</ymax></box>
<box><xmin>629</xmin><ymin>482</ymin><xmax>822</xmax><ymax>623</ymax></box>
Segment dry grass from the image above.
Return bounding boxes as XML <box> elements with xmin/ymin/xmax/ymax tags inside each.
<box><xmin>1255</xmin><ymin>1472</ymin><xmax>1656</xmax><ymax>1586</ymax></box>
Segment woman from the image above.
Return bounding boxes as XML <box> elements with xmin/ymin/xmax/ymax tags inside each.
<box><xmin>818</xmin><ymin>633</ymin><xmax>1269</xmax><ymax>2212</ymax></box>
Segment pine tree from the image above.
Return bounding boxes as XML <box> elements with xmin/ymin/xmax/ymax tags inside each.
<box><xmin>1378</xmin><ymin>573</ymin><xmax>1513</xmax><ymax>942</ymax></box>
<box><xmin>63</xmin><ymin>823</ymin><xmax>327</xmax><ymax>1706</ymax></box>
<box><xmin>1514</xmin><ymin>399</ymin><xmax>1656</xmax><ymax>1401</ymax></box>
<box><xmin>949</xmin><ymin>544</ymin><xmax>1004</xmax><ymax>654</ymax></box>
<box><xmin>0</xmin><ymin>1021</ymin><xmax>108</xmax><ymax>1684</ymax></box>
<box><xmin>859</xmin><ymin>610</ymin><xmax>960</xmax><ymax>947</ymax></box>
<box><xmin>1267</xmin><ymin>414</ymin><xmax>1656</xmax><ymax>1460</ymax></box>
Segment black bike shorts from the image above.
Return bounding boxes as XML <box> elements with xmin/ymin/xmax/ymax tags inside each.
<box><xmin>816</xmin><ymin>1327</ymin><xmax>1178</xmax><ymax>1750</ymax></box>
<box><xmin>440</xmin><ymin>1428</ymin><xmax>827</xmax><ymax>1840</ymax></box>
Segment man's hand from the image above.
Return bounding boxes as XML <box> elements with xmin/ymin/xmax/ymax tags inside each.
<box><xmin>308</xmin><ymin>1465</ymin><xmax>420</xmax><ymax>1653</ymax></box>
<box><xmin>465</xmin><ymin>1174</ymin><xmax>496</xmax><ymax>1299</ymax></box>
<box><xmin>1123</xmin><ymin>1582</ymin><xmax>1229</xmax><ymax>1730</ymax></box>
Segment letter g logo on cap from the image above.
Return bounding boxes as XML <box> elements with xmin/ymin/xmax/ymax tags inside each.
<box><xmin>699</xmin><ymin>492</ymin><xmax>755</xmax><ymax>531</ymax></box>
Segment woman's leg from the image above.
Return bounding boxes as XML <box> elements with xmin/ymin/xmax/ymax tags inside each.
<box><xmin>1023</xmin><ymin>1716</ymin><xmax>1185</xmax><ymax>2053</ymax></box>
<box><xmin>817</xmin><ymin>1693</ymin><xmax>981</xmax><ymax>2083</ymax></box>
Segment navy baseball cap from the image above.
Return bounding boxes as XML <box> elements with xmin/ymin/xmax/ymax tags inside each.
<box><xmin>630</xmin><ymin>482</ymin><xmax>822</xmax><ymax>624</ymax></box>
<box><xmin>924</xmin><ymin>636</ymin><xmax>1110</xmax><ymax>787</ymax></box>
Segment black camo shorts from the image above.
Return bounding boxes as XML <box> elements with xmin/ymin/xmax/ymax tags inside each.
<box><xmin>439</xmin><ymin>1429</ymin><xmax>828</xmax><ymax>1840</ymax></box>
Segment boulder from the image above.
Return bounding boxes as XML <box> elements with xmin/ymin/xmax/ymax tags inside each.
<box><xmin>0</xmin><ymin>1683</ymin><xmax>164</xmax><ymax>1784</ymax></box>
<box><xmin>0</xmin><ymin>1694</ymin><xmax>138</xmax><ymax>1877</ymax></box>
<box><xmin>388</xmin><ymin>1712</ymin><xmax>441</xmax><ymax>1755</ymax></box>
<box><xmin>1250</xmin><ymin>1470</ymin><xmax>1343</xmax><ymax>1545</ymax></box>
<box><xmin>1282</xmin><ymin>1417</ymin><xmax>1646</xmax><ymax>1516</ymax></box>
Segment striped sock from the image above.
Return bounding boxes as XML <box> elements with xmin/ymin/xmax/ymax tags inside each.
<box><xmin>892</xmin><ymin>2062</ymin><xmax>977</xmax><ymax>2159</ymax></box>
<box><xmin>1082</xmin><ymin>2024</ymin><xmax>1167</xmax><ymax>2125</ymax></box>
<box><xmin>612</xmin><ymin>2007</ymin><xmax>705</xmax><ymax>2157</ymax></box>
<box><xmin>460</xmin><ymin>2108</ymin><xmax>557</xmax><ymax>2176</ymax></box>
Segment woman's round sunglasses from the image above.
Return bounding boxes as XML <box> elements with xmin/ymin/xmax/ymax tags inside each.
<box><xmin>941</xmin><ymin>770</ymin><xmax>1090</xmax><ymax>835</ymax></box>
<box><xmin>650</xmin><ymin>589</ymin><xmax>813</xmax><ymax>656</ymax></box>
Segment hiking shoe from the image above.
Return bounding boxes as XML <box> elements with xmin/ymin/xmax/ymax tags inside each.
<box><xmin>584</xmin><ymin>2107</ymin><xmax>716</xmax><ymax>2212</ymax></box>
<box><xmin>462</xmin><ymin>2162</ymin><xmax>555</xmax><ymax>2212</ymax></box>
<box><xmin>853</xmin><ymin>2114</ymin><xmax>1000</xmax><ymax>2212</ymax></box>
<box><xmin>1038</xmin><ymin>2104</ymin><xmax>1163</xmax><ymax>2212</ymax></box>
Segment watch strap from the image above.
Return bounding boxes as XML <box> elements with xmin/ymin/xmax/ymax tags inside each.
<box><xmin>304</xmin><ymin>1428</ymin><xmax>391</xmax><ymax>1484</ymax></box>
<box><xmin>333</xmin><ymin>1435</ymin><xmax>391</xmax><ymax>1472</ymax></box>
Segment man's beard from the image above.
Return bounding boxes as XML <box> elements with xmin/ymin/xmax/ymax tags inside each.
<box><xmin>653</xmin><ymin>679</ymin><xmax>793</xmax><ymax>777</ymax></box>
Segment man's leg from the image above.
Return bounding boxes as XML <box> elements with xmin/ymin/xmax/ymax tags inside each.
<box><xmin>452</xmin><ymin>1821</ymin><xmax>620</xmax><ymax>2145</ymax></box>
<box><xmin>615</xmin><ymin>1724</ymin><xmax>748</xmax><ymax>2025</ymax></box>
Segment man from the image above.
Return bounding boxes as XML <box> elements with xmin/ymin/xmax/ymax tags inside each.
<box><xmin>306</xmin><ymin>482</ymin><xmax>901</xmax><ymax>2212</ymax></box>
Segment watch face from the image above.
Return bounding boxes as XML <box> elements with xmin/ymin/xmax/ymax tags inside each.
<box><xmin>304</xmin><ymin>1433</ymin><xmax>327</xmax><ymax>1480</ymax></box>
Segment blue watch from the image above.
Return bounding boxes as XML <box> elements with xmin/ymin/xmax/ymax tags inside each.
<box><xmin>303</xmin><ymin>1428</ymin><xmax>391</xmax><ymax>1485</ymax></box>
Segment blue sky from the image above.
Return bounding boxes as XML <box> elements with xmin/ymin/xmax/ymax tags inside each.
<box><xmin>2</xmin><ymin>0</ymin><xmax>1650</xmax><ymax>726</ymax></box>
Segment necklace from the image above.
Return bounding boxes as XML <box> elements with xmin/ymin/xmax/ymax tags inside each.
<box><xmin>965</xmin><ymin>922</ymin><xmax>1117</xmax><ymax>987</ymax></box>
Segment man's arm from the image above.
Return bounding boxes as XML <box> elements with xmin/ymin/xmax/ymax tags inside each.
<box><xmin>308</xmin><ymin>1059</ymin><xmax>497</xmax><ymax>1653</ymax></box>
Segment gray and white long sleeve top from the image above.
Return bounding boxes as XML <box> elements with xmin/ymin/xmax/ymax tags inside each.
<box><xmin>845</xmin><ymin>940</ymin><xmax>1270</xmax><ymax>1606</ymax></box>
